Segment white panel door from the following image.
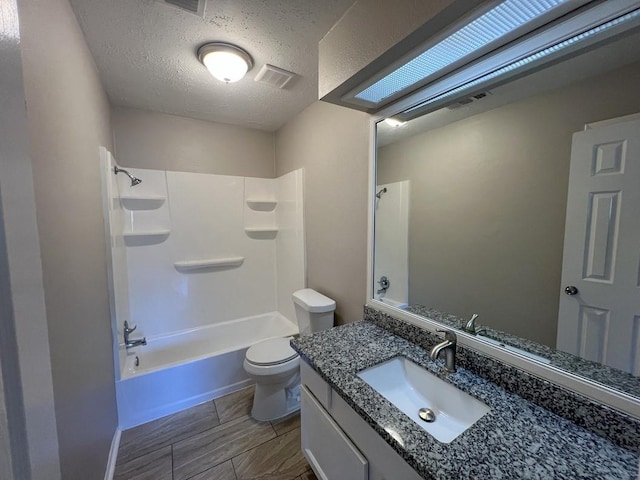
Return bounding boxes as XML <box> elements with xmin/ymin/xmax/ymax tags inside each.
<box><xmin>557</xmin><ymin>118</ymin><xmax>640</xmax><ymax>374</ymax></box>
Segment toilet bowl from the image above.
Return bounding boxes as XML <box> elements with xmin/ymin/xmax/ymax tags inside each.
<box><xmin>243</xmin><ymin>289</ymin><xmax>336</xmax><ymax>421</ymax></box>
<box><xmin>243</xmin><ymin>337</ymin><xmax>301</xmax><ymax>421</ymax></box>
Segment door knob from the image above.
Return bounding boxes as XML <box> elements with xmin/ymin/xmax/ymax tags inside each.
<box><xmin>564</xmin><ymin>285</ymin><xmax>578</xmax><ymax>296</ymax></box>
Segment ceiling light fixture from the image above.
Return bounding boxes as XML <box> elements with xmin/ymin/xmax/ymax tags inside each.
<box><xmin>197</xmin><ymin>42</ymin><xmax>253</xmax><ymax>83</ymax></box>
<box><xmin>384</xmin><ymin>118</ymin><xmax>406</xmax><ymax>127</ymax></box>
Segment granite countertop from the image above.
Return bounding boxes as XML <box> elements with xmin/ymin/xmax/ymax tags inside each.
<box><xmin>404</xmin><ymin>305</ymin><xmax>640</xmax><ymax>398</ymax></box>
<box><xmin>291</xmin><ymin>321</ymin><xmax>639</xmax><ymax>480</ymax></box>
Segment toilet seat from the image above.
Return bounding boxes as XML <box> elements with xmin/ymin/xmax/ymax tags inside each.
<box><xmin>246</xmin><ymin>337</ymin><xmax>298</xmax><ymax>366</ymax></box>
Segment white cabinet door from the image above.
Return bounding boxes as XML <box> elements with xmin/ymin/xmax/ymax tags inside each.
<box><xmin>557</xmin><ymin>118</ymin><xmax>640</xmax><ymax>374</ymax></box>
<box><xmin>301</xmin><ymin>386</ymin><xmax>368</xmax><ymax>480</ymax></box>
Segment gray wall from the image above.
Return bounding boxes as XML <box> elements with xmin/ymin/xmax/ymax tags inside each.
<box><xmin>319</xmin><ymin>0</ymin><xmax>461</xmax><ymax>98</ymax></box>
<box><xmin>112</xmin><ymin>107</ymin><xmax>276</xmax><ymax>177</ymax></box>
<box><xmin>378</xmin><ymin>61</ymin><xmax>640</xmax><ymax>347</ymax></box>
<box><xmin>0</xmin><ymin>0</ymin><xmax>61</xmax><ymax>477</ymax></box>
<box><xmin>276</xmin><ymin>101</ymin><xmax>371</xmax><ymax>325</ymax></box>
<box><xmin>18</xmin><ymin>0</ymin><xmax>118</xmax><ymax>478</ymax></box>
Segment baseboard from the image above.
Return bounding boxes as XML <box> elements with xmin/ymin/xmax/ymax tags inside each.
<box><xmin>104</xmin><ymin>428</ymin><xmax>121</xmax><ymax>480</ymax></box>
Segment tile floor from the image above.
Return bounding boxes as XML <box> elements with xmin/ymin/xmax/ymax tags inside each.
<box><xmin>115</xmin><ymin>386</ymin><xmax>317</xmax><ymax>480</ymax></box>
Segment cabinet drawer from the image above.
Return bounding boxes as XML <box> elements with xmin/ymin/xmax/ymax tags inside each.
<box><xmin>301</xmin><ymin>386</ymin><xmax>368</xmax><ymax>480</ymax></box>
<box><xmin>300</xmin><ymin>361</ymin><xmax>332</xmax><ymax>409</ymax></box>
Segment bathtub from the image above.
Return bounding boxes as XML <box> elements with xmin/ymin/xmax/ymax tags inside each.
<box><xmin>116</xmin><ymin>311</ymin><xmax>298</xmax><ymax>428</ymax></box>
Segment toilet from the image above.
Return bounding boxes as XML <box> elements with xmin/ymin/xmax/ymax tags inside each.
<box><xmin>243</xmin><ymin>288</ymin><xmax>336</xmax><ymax>421</ymax></box>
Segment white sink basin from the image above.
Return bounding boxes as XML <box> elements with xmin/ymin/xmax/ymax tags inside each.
<box><xmin>357</xmin><ymin>357</ymin><xmax>490</xmax><ymax>443</ymax></box>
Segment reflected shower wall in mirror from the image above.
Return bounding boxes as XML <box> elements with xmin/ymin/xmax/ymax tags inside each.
<box><xmin>375</xmin><ymin>33</ymin><xmax>640</xmax><ymax>398</ymax></box>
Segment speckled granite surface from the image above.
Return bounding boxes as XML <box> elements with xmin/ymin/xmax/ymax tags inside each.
<box><xmin>405</xmin><ymin>305</ymin><xmax>640</xmax><ymax>399</ymax></box>
<box><xmin>367</xmin><ymin>307</ymin><xmax>640</xmax><ymax>452</ymax></box>
<box><xmin>291</xmin><ymin>321</ymin><xmax>639</xmax><ymax>480</ymax></box>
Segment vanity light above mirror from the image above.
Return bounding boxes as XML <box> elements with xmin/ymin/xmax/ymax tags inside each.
<box><xmin>337</xmin><ymin>0</ymin><xmax>640</xmax><ymax>112</ymax></box>
<box><xmin>366</xmin><ymin>0</ymin><xmax>640</xmax><ymax>418</ymax></box>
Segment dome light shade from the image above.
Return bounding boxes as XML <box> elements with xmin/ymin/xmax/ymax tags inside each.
<box><xmin>198</xmin><ymin>42</ymin><xmax>253</xmax><ymax>83</ymax></box>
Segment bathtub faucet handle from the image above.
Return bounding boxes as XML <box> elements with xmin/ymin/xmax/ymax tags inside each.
<box><xmin>124</xmin><ymin>321</ymin><xmax>138</xmax><ymax>345</ymax></box>
<box><xmin>123</xmin><ymin>320</ymin><xmax>146</xmax><ymax>349</ymax></box>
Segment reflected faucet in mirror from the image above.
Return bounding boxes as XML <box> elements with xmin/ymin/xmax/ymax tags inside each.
<box><xmin>377</xmin><ymin>276</ymin><xmax>390</xmax><ymax>295</ymax></box>
<box><xmin>462</xmin><ymin>314</ymin><xmax>486</xmax><ymax>336</ymax></box>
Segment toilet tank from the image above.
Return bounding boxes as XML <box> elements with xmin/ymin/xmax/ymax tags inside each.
<box><xmin>292</xmin><ymin>289</ymin><xmax>336</xmax><ymax>336</ymax></box>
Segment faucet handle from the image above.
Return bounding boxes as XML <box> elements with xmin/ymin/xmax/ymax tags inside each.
<box><xmin>463</xmin><ymin>313</ymin><xmax>479</xmax><ymax>333</ymax></box>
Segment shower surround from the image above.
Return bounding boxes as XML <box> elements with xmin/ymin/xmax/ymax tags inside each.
<box><xmin>100</xmin><ymin>148</ymin><xmax>305</xmax><ymax>427</ymax></box>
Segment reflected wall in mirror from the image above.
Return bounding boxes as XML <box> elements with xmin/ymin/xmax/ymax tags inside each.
<box><xmin>374</xmin><ymin>31</ymin><xmax>640</xmax><ymax>399</ymax></box>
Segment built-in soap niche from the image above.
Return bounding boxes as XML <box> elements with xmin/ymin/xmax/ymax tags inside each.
<box><xmin>123</xmin><ymin>229</ymin><xmax>170</xmax><ymax>247</ymax></box>
<box><xmin>120</xmin><ymin>195</ymin><xmax>166</xmax><ymax>210</ymax></box>
<box><xmin>246</xmin><ymin>199</ymin><xmax>277</xmax><ymax>211</ymax></box>
<box><xmin>244</xmin><ymin>177</ymin><xmax>279</xmax><ymax>238</ymax></box>
<box><xmin>117</xmin><ymin>168</ymin><xmax>171</xmax><ymax>246</ymax></box>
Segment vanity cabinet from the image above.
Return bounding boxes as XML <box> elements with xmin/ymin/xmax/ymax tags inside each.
<box><xmin>300</xmin><ymin>362</ymin><xmax>423</xmax><ymax>480</ymax></box>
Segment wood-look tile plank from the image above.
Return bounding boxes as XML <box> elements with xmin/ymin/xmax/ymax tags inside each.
<box><xmin>118</xmin><ymin>401</ymin><xmax>220</xmax><ymax>465</ymax></box>
<box><xmin>114</xmin><ymin>445</ymin><xmax>172</xmax><ymax>480</ymax></box>
<box><xmin>173</xmin><ymin>415</ymin><xmax>275</xmax><ymax>480</ymax></box>
<box><xmin>271</xmin><ymin>413</ymin><xmax>300</xmax><ymax>437</ymax></box>
<box><xmin>295</xmin><ymin>469</ymin><xmax>317</xmax><ymax>480</ymax></box>
<box><xmin>187</xmin><ymin>460</ymin><xmax>237</xmax><ymax>480</ymax></box>
<box><xmin>214</xmin><ymin>386</ymin><xmax>254</xmax><ymax>424</ymax></box>
<box><xmin>232</xmin><ymin>428</ymin><xmax>308</xmax><ymax>480</ymax></box>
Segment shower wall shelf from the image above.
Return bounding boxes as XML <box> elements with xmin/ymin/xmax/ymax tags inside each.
<box><xmin>173</xmin><ymin>257</ymin><xmax>245</xmax><ymax>271</ymax></box>
<box><xmin>244</xmin><ymin>227</ymin><xmax>278</xmax><ymax>239</ymax></box>
<box><xmin>123</xmin><ymin>230</ymin><xmax>170</xmax><ymax>246</ymax></box>
<box><xmin>120</xmin><ymin>195</ymin><xmax>166</xmax><ymax>210</ymax></box>
<box><xmin>246</xmin><ymin>199</ymin><xmax>278</xmax><ymax>211</ymax></box>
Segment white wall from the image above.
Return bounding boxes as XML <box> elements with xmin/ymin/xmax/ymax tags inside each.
<box><xmin>17</xmin><ymin>0</ymin><xmax>118</xmax><ymax>477</ymax></box>
<box><xmin>112</xmin><ymin>106</ymin><xmax>276</xmax><ymax>178</ymax></box>
<box><xmin>100</xmin><ymin>148</ymin><xmax>132</xmax><ymax>378</ymax></box>
<box><xmin>0</xmin><ymin>0</ymin><xmax>60</xmax><ymax>478</ymax></box>
<box><xmin>373</xmin><ymin>181</ymin><xmax>409</xmax><ymax>306</ymax></box>
<box><xmin>275</xmin><ymin>170</ymin><xmax>306</xmax><ymax>323</ymax></box>
<box><xmin>113</xmin><ymin>167</ymin><xmax>305</xmax><ymax>345</ymax></box>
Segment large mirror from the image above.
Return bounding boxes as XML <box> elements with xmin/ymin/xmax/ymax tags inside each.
<box><xmin>373</xmin><ymin>29</ymin><xmax>640</xmax><ymax>400</ymax></box>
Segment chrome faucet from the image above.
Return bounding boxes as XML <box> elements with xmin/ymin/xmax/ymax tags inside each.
<box><xmin>462</xmin><ymin>313</ymin><xmax>480</xmax><ymax>334</ymax></box>
<box><xmin>429</xmin><ymin>329</ymin><xmax>457</xmax><ymax>373</ymax></box>
<box><xmin>124</xmin><ymin>320</ymin><xmax>147</xmax><ymax>349</ymax></box>
<box><xmin>376</xmin><ymin>276</ymin><xmax>390</xmax><ymax>295</ymax></box>
<box><xmin>462</xmin><ymin>313</ymin><xmax>488</xmax><ymax>336</ymax></box>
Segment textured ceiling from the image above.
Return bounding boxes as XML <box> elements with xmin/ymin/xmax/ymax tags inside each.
<box><xmin>69</xmin><ymin>0</ymin><xmax>354</xmax><ymax>131</ymax></box>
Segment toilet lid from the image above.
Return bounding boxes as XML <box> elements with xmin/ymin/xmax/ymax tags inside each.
<box><xmin>246</xmin><ymin>338</ymin><xmax>299</xmax><ymax>366</ymax></box>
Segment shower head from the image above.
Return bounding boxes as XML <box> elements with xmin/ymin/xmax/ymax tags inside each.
<box><xmin>114</xmin><ymin>166</ymin><xmax>142</xmax><ymax>187</ymax></box>
<box><xmin>376</xmin><ymin>187</ymin><xmax>387</xmax><ymax>199</ymax></box>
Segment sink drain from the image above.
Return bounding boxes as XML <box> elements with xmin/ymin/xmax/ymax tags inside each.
<box><xmin>418</xmin><ymin>408</ymin><xmax>436</xmax><ymax>422</ymax></box>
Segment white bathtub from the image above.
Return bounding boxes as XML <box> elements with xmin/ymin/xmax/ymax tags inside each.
<box><xmin>116</xmin><ymin>312</ymin><xmax>298</xmax><ymax>428</ymax></box>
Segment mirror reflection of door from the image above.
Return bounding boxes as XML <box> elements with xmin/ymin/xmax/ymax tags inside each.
<box><xmin>373</xmin><ymin>181</ymin><xmax>410</xmax><ymax>308</ymax></box>
<box><xmin>557</xmin><ymin>115</ymin><xmax>640</xmax><ymax>374</ymax></box>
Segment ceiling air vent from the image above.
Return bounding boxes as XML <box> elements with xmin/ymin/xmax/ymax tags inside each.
<box><xmin>161</xmin><ymin>0</ymin><xmax>206</xmax><ymax>16</ymax></box>
<box><xmin>446</xmin><ymin>91</ymin><xmax>491</xmax><ymax>110</ymax></box>
<box><xmin>254</xmin><ymin>64</ymin><xmax>297</xmax><ymax>89</ymax></box>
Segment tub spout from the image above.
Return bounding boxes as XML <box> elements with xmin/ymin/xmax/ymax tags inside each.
<box><xmin>125</xmin><ymin>338</ymin><xmax>147</xmax><ymax>349</ymax></box>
